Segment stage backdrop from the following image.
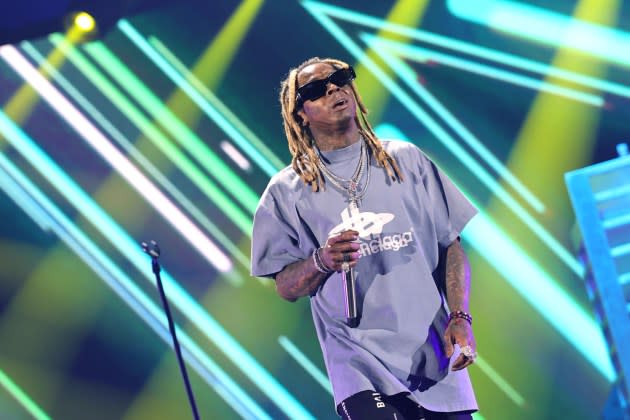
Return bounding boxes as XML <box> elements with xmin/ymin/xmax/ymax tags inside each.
<box><xmin>0</xmin><ymin>1</ymin><xmax>626</xmax><ymax>419</ymax></box>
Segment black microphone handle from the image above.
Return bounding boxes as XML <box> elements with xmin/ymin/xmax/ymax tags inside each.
<box><xmin>343</xmin><ymin>268</ymin><xmax>360</xmax><ymax>327</ymax></box>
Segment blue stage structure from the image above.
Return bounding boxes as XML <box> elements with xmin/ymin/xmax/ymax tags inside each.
<box><xmin>566</xmin><ymin>144</ymin><xmax>630</xmax><ymax>420</ymax></box>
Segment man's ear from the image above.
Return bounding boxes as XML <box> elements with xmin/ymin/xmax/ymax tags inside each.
<box><xmin>297</xmin><ymin>108</ymin><xmax>309</xmax><ymax>126</ymax></box>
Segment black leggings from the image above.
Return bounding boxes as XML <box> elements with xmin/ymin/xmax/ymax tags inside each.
<box><xmin>337</xmin><ymin>390</ymin><xmax>473</xmax><ymax>420</ymax></box>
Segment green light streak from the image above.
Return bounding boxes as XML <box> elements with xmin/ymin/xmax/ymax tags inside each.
<box><xmin>116</xmin><ymin>20</ymin><xmax>280</xmax><ymax>177</ymax></box>
<box><xmin>474</xmin><ymin>355</ymin><xmax>525</xmax><ymax>407</ymax></box>
<box><xmin>80</xmin><ymin>40</ymin><xmax>260</xmax><ymax>215</ymax></box>
<box><xmin>0</xmin><ymin>163</ymin><xmax>52</xmax><ymax>232</ymax></box>
<box><xmin>0</xmin><ymin>110</ymin><xmax>314</xmax><ymax>419</ymax></box>
<box><xmin>464</xmin><ymin>212</ymin><xmax>614</xmax><ymax>380</ymax></box>
<box><xmin>364</xmin><ymin>35</ymin><xmax>603</xmax><ymax>106</ymax></box>
<box><xmin>406</xmin><ymin>25</ymin><xmax>630</xmax><ymax>100</ymax></box>
<box><xmin>21</xmin><ymin>41</ymin><xmax>251</xmax><ymax>276</ymax></box>
<box><xmin>0</xmin><ymin>154</ymin><xmax>270</xmax><ymax>420</ymax></box>
<box><xmin>366</xmin><ymin>44</ymin><xmax>585</xmax><ymax>276</ymax></box>
<box><xmin>0</xmin><ymin>368</ymin><xmax>52</xmax><ymax>420</ymax></box>
<box><xmin>278</xmin><ymin>336</ymin><xmax>332</xmax><ymax>395</ymax></box>
<box><xmin>304</xmin><ymin>0</ymin><xmax>546</xmax><ymax>215</ymax></box>
<box><xmin>304</xmin><ymin>0</ymin><xmax>630</xmax><ymax>103</ymax></box>
<box><xmin>305</xmin><ymin>0</ymin><xmax>630</xmax><ymax>100</ymax></box>
<box><xmin>447</xmin><ymin>0</ymin><xmax>630</xmax><ymax>67</ymax></box>
<box><xmin>148</xmin><ymin>34</ymin><xmax>286</xmax><ymax>172</ymax></box>
<box><xmin>47</xmin><ymin>34</ymin><xmax>253</xmax><ymax>236</ymax></box>
<box><xmin>372</xmin><ymin>123</ymin><xmax>612</xmax><ymax>379</ymax></box>
<box><xmin>302</xmin><ymin>0</ymin><xmax>583</xmax><ymax>277</ymax></box>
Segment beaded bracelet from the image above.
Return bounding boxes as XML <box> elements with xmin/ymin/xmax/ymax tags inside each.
<box><xmin>312</xmin><ymin>248</ymin><xmax>333</xmax><ymax>274</ymax></box>
<box><xmin>448</xmin><ymin>310</ymin><xmax>473</xmax><ymax>325</ymax></box>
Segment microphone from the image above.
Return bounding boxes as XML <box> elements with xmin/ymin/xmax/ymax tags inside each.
<box><xmin>342</xmin><ymin>266</ymin><xmax>359</xmax><ymax>327</ymax></box>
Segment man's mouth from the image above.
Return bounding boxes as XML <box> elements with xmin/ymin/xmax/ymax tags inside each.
<box><xmin>333</xmin><ymin>98</ymin><xmax>348</xmax><ymax>109</ymax></box>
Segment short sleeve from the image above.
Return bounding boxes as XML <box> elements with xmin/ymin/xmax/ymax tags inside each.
<box><xmin>416</xmin><ymin>149</ymin><xmax>478</xmax><ymax>247</ymax></box>
<box><xmin>250</xmin><ymin>185</ymin><xmax>310</xmax><ymax>278</ymax></box>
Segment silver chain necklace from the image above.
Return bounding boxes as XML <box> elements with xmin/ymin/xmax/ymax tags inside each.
<box><xmin>318</xmin><ymin>140</ymin><xmax>364</xmax><ymax>189</ymax></box>
<box><xmin>316</xmin><ymin>139</ymin><xmax>371</xmax><ymax>208</ymax></box>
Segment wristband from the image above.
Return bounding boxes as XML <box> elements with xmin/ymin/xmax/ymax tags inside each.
<box><xmin>313</xmin><ymin>248</ymin><xmax>333</xmax><ymax>274</ymax></box>
<box><xmin>448</xmin><ymin>310</ymin><xmax>472</xmax><ymax>325</ymax></box>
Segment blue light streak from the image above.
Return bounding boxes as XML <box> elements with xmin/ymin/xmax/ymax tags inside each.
<box><xmin>0</xmin><ymin>149</ymin><xmax>269</xmax><ymax>420</ymax></box>
<box><xmin>447</xmin><ymin>0</ymin><xmax>630</xmax><ymax>67</ymax></box>
<box><xmin>363</xmin><ymin>35</ymin><xmax>603</xmax><ymax>106</ymax></box>
<box><xmin>278</xmin><ymin>336</ymin><xmax>332</xmax><ymax>395</ymax></box>
<box><xmin>117</xmin><ymin>20</ymin><xmax>281</xmax><ymax>178</ymax></box>
<box><xmin>301</xmin><ymin>1</ymin><xmax>584</xmax><ymax>278</ymax></box>
<box><xmin>373</xmin><ymin>122</ymin><xmax>613</xmax><ymax>379</ymax></box>
<box><xmin>147</xmin><ymin>34</ymin><xmax>286</xmax><ymax>174</ymax></box>
<box><xmin>21</xmin><ymin>41</ymin><xmax>251</xmax><ymax>277</ymax></box>
<box><xmin>0</xmin><ymin>110</ymin><xmax>315</xmax><ymax>419</ymax></box>
<box><xmin>364</xmin><ymin>41</ymin><xmax>584</xmax><ymax>277</ymax></box>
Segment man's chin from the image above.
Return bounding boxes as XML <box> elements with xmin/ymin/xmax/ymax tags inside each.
<box><xmin>333</xmin><ymin>112</ymin><xmax>356</xmax><ymax>126</ymax></box>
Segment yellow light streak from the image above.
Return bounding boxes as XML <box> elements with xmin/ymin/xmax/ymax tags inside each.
<box><xmin>354</xmin><ymin>0</ymin><xmax>430</xmax><ymax>124</ymax></box>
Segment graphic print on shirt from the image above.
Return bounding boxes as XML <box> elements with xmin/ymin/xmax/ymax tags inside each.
<box><xmin>328</xmin><ymin>204</ymin><xmax>414</xmax><ymax>256</ymax></box>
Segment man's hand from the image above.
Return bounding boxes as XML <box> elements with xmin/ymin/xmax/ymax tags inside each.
<box><xmin>444</xmin><ymin>318</ymin><xmax>477</xmax><ymax>371</ymax></box>
<box><xmin>274</xmin><ymin>230</ymin><xmax>361</xmax><ymax>301</ymax></box>
<box><xmin>320</xmin><ymin>230</ymin><xmax>361</xmax><ymax>272</ymax></box>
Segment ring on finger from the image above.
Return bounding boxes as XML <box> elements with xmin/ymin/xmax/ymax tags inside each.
<box><xmin>460</xmin><ymin>345</ymin><xmax>477</xmax><ymax>360</ymax></box>
<box><xmin>341</xmin><ymin>261</ymin><xmax>350</xmax><ymax>272</ymax></box>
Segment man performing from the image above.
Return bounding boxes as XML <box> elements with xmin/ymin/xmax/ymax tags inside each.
<box><xmin>251</xmin><ymin>57</ymin><xmax>479</xmax><ymax>419</ymax></box>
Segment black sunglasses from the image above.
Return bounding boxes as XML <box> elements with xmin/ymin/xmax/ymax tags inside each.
<box><xmin>296</xmin><ymin>66</ymin><xmax>356</xmax><ymax>106</ymax></box>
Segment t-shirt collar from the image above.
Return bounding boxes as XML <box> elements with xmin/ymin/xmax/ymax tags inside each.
<box><xmin>317</xmin><ymin>139</ymin><xmax>362</xmax><ymax>164</ymax></box>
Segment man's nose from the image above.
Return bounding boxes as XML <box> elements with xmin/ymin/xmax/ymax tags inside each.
<box><xmin>326</xmin><ymin>82</ymin><xmax>340</xmax><ymax>95</ymax></box>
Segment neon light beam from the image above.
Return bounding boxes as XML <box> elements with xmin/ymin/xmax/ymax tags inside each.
<box><xmin>0</xmin><ymin>151</ymin><xmax>268</xmax><ymax>420</ymax></box>
<box><xmin>0</xmin><ymin>110</ymin><xmax>315</xmax><ymax>419</ymax></box>
<box><xmin>447</xmin><ymin>0</ymin><xmax>630</xmax><ymax>68</ymax></box>
<box><xmin>0</xmin><ymin>44</ymin><xmax>232</xmax><ymax>273</ymax></box>
<box><xmin>21</xmin><ymin>41</ymin><xmax>250</xmax><ymax>277</ymax></box>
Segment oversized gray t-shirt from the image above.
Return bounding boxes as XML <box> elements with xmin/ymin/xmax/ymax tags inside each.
<box><xmin>251</xmin><ymin>139</ymin><xmax>478</xmax><ymax>413</ymax></box>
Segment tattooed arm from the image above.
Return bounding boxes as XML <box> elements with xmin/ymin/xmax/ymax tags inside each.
<box><xmin>275</xmin><ymin>259</ymin><xmax>329</xmax><ymax>302</ymax></box>
<box><xmin>442</xmin><ymin>239</ymin><xmax>477</xmax><ymax>371</ymax></box>
<box><xmin>445</xmin><ymin>238</ymin><xmax>471</xmax><ymax>314</ymax></box>
<box><xmin>275</xmin><ymin>230</ymin><xmax>360</xmax><ymax>301</ymax></box>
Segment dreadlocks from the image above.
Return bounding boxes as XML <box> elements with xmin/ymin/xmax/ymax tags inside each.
<box><xmin>279</xmin><ymin>57</ymin><xmax>403</xmax><ymax>192</ymax></box>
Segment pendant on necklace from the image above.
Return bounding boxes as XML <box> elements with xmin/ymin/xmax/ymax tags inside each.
<box><xmin>348</xmin><ymin>180</ymin><xmax>358</xmax><ymax>194</ymax></box>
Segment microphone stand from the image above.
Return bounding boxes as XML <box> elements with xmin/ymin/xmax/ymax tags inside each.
<box><xmin>142</xmin><ymin>240</ymin><xmax>200</xmax><ymax>420</ymax></box>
